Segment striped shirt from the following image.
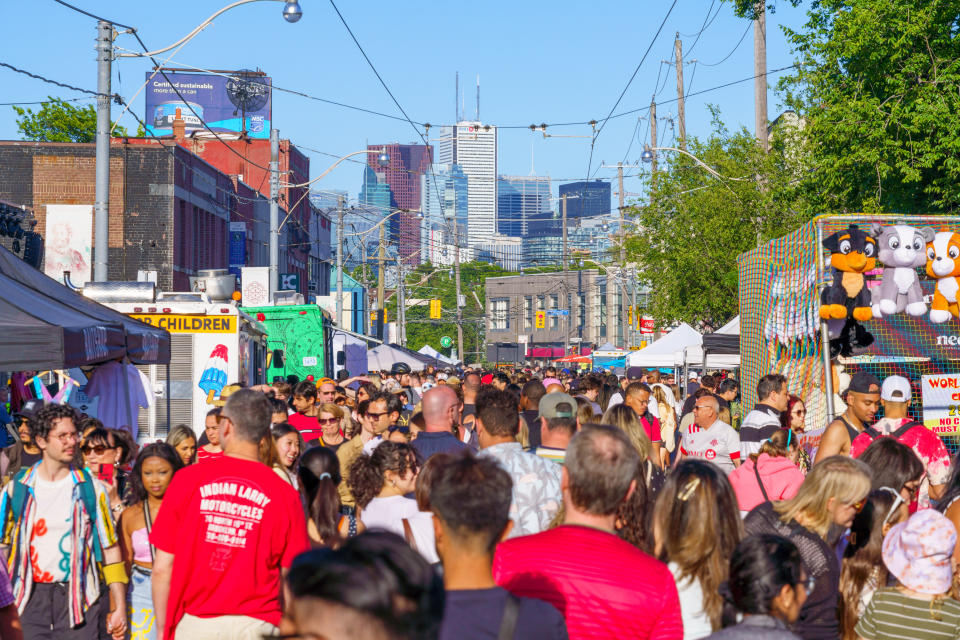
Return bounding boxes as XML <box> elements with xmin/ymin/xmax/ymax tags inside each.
<box><xmin>494</xmin><ymin>525</ymin><xmax>683</xmax><ymax>640</ymax></box>
<box><xmin>855</xmin><ymin>588</ymin><xmax>960</xmax><ymax>640</ymax></box>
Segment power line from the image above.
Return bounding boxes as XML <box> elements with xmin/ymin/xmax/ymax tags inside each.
<box><xmin>700</xmin><ymin>22</ymin><xmax>752</xmax><ymax>67</ymax></box>
<box><xmin>0</xmin><ymin>97</ymin><xmax>93</xmax><ymax>106</ymax></box>
<box><xmin>49</xmin><ymin>0</ymin><xmax>135</xmax><ymax>30</ymax></box>
<box><xmin>0</xmin><ymin>61</ymin><xmax>119</xmax><ymax>101</ymax></box>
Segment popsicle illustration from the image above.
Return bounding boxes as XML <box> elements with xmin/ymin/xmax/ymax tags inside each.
<box><xmin>198</xmin><ymin>344</ymin><xmax>229</xmax><ymax>397</ymax></box>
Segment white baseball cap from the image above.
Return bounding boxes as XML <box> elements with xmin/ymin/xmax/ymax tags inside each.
<box><xmin>881</xmin><ymin>376</ymin><xmax>911</xmax><ymax>402</ymax></box>
<box><xmin>688</xmin><ymin>372</ymin><xmax>698</xmax><ymax>380</ymax></box>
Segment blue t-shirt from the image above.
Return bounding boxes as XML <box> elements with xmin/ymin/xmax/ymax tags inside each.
<box><xmin>411</xmin><ymin>431</ymin><xmax>468</xmax><ymax>461</ymax></box>
<box><xmin>439</xmin><ymin>587</ymin><xmax>568</xmax><ymax>640</ymax></box>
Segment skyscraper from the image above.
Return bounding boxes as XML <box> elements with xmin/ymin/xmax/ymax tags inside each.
<box><xmin>558</xmin><ymin>180</ymin><xmax>612</xmax><ymax>219</ymax></box>
<box><xmin>497</xmin><ymin>175</ymin><xmax>551</xmax><ymax>237</ymax></box>
<box><xmin>436</xmin><ymin>121</ymin><xmax>497</xmax><ymax>247</ymax></box>
<box><xmin>422</xmin><ymin>163</ymin><xmax>468</xmax><ymax>248</ymax></box>
<box><xmin>367</xmin><ymin>144</ymin><xmax>432</xmax><ymax>265</ymax></box>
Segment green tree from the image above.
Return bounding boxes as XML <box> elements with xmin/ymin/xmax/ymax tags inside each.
<box><xmin>625</xmin><ymin>111</ymin><xmax>809</xmax><ymax>328</ymax></box>
<box><xmin>13</xmin><ymin>96</ymin><xmax>128</xmax><ymax>142</ymax></box>
<box><xmin>780</xmin><ymin>0</ymin><xmax>960</xmax><ymax>212</ymax></box>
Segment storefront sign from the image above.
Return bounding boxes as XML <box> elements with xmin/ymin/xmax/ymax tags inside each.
<box><xmin>131</xmin><ymin>314</ymin><xmax>236</xmax><ymax>334</ymax></box>
<box><xmin>920</xmin><ymin>374</ymin><xmax>960</xmax><ymax>436</ymax></box>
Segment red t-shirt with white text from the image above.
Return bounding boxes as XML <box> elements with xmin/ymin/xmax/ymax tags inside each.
<box><xmin>150</xmin><ymin>455</ymin><xmax>309</xmax><ymax>639</ymax></box>
<box><xmin>288</xmin><ymin>412</ymin><xmax>322</xmax><ymax>441</ymax></box>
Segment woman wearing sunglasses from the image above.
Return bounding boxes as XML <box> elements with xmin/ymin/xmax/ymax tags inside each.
<box><xmin>729</xmin><ymin>429</ymin><xmax>806</xmax><ymax>518</ymax></box>
<box><xmin>838</xmin><ymin>488</ymin><xmax>910</xmax><ymax>640</ymax></box>
<box><xmin>780</xmin><ymin>395</ymin><xmax>811</xmax><ymax>474</ymax></box>
<box><xmin>81</xmin><ymin>427</ymin><xmax>124</xmax><ymax>514</ymax></box>
<box><xmin>315</xmin><ymin>403</ymin><xmax>346</xmax><ymax>453</ymax></box>
<box><xmin>744</xmin><ymin>455</ymin><xmax>872</xmax><ymax>640</ymax></box>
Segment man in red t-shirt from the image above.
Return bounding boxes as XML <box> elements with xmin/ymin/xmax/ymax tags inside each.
<box><xmin>151</xmin><ymin>389</ymin><xmax>309</xmax><ymax>640</ymax></box>
<box><xmin>493</xmin><ymin>424</ymin><xmax>683</xmax><ymax>640</ymax></box>
<box><xmin>287</xmin><ymin>380</ymin><xmax>322</xmax><ymax>442</ymax></box>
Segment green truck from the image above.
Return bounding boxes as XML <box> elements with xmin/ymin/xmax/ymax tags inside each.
<box><xmin>242</xmin><ymin>304</ymin><xmax>333</xmax><ymax>383</ymax></box>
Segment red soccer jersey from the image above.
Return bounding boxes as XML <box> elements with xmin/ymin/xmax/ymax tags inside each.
<box><xmin>493</xmin><ymin>525</ymin><xmax>683</xmax><ymax>640</ymax></box>
<box><xmin>196</xmin><ymin>447</ymin><xmax>223</xmax><ymax>463</ymax></box>
<box><xmin>288</xmin><ymin>412</ymin><xmax>322</xmax><ymax>441</ymax></box>
<box><xmin>150</xmin><ymin>455</ymin><xmax>309</xmax><ymax>639</ymax></box>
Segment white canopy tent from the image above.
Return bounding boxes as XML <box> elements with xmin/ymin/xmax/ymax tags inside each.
<box><xmin>717</xmin><ymin>315</ymin><xmax>740</xmax><ymax>335</ymax></box>
<box><xmin>417</xmin><ymin>344</ymin><xmax>458</xmax><ymax>366</ymax></box>
<box><xmin>367</xmin><ymin>344</ymin><xmax>430</xmax><ymax>371</ymax></box>
<box><xmin>626</xmin><ymin>323</ymin><xmax>704</xmax><ymax>368</ymax></box>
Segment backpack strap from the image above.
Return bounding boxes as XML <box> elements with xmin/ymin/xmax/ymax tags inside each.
<box><xmin>497</xmin><ymin>593</ymin><xmax>522</xmax><ymax>640</ymax></box>
<box><xmin>77</xmin><ymin>469</ymin><xmax>104</xmax><ymax>564</ymax></box>
<box><xmin>754</xmin><ymin>460</ymin><xmax>770</xmax><ymax>502</ymax></box>
<box><xmin>9</xmin><ymin>468</ymin><xmax>29</xmax><ymax>520</ymax></box>
<box><xmin>891</xmin><ymin>420</ymin><xmax>924</xmax><ymax>440</ymax></box>
<box><xmin>861</xmin><ymin>427</ymin><xmax>882</xmax><ymax>440</ymax></box>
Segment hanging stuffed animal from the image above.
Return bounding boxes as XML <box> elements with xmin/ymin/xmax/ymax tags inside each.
<box><xmin>869</xmin><ymin>224</ymin><xmax>935</xmax><ymax>317</ymax></box>
<box><xmin>925</xmin><ymin>231</ymin><xmax>960</xmax><ymax>324</ymax></box>
<box><xmin>820</xmin><ymin>224</ymin><xmax>877</xmax><ymax>357</ymax></box>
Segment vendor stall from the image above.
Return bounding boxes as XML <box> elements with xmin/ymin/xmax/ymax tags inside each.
<box><xmin>738</xmin><ymin>215</ymin><xmax>960</xmax><ymax>455</ymax></box>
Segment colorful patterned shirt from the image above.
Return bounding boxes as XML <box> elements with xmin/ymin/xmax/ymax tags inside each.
<box><xmin>0</xmin><ymin>464</ymin><xmax>117</xmax><ymax>627</ymax></box>
<box><xmin>480</xmin><ymin>442</ymin><xmax>561</xmax><ymax>538</ymax></box>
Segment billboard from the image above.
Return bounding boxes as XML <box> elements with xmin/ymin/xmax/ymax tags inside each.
<box><xmin>145</xmin><ymin>71</ymin><xmax>272</xmax><ymax>139</ymax></box>
<box><xmin>44</xmin><ymin>204</ymin><xmax>92</xmax><ymax>284</ymax></box>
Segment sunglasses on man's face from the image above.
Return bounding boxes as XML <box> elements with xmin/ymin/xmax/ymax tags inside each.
<box><xmin>366</xmin><ymin>411</ymin><xmax>388</xmax><ymax>419</ymax></box>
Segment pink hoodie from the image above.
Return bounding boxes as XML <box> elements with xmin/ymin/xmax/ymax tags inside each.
<box><xmin>729</xmin><ymin>453</ymin><xmax>805</xmax><ymax>514</ymax></box>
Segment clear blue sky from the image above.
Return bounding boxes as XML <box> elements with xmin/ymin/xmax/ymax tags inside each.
<box><xmin>1</xmin><ymin>0</ymin><xmax>810</xmax><ymax>204</ymax></box>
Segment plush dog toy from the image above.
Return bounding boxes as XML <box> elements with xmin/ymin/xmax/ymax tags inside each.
<box><xmin>868</xmin><ymin>224</ymin><xmax>935</xmax><ymax>317</ymax></box>
<box><xmin>821</xmin><ymin>225</ymin><xmax>877</xmax><ymax>357</ymax></box>
<box><xmin>925</xmin><ymin>231</ymin><xmax>960</xmax><ymax>323</ymax></box>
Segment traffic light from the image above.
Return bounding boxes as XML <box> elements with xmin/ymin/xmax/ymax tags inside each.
<box><xmin>535</xmin><ymin>310</ymin><xmax>546</xmax><ymax>329</ymax></box>
<box><xmin>429</xmin><ymin>299</ymin><xmax>441</xmax><ymax>319</ymax></box>
<box><xmin>628</xmin><ymin>305</ymin><xmax>634</xmax><ymax>326</ymax></box>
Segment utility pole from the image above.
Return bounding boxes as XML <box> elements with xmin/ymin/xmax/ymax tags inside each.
<box><xmin>396</xmin><ymin>256</ymin><xmax>406</xmax><ymax>346</ymax></box>
<box><xmin>650</xmin><ymin>97</ymin><xmax>658</xmax><ymax>175</ymax></box>
<box><xmin>674</xmin><ymin>34</ymin><xmax>686</xmax><ymax>150</ymax></box>
<box><xmin>561</xmin><ymin>193</ymin><xmax>568</xmax><ymax>272</ymax></box>
<box><xmin>754</xmin><ymin>2</ymin><xmax>769</xmax><ymax>152</ymax></box>
<box><xmin>377</xmin><ymin>222</ymin><xmax>386</xmax><ymax>341</ymax></box>
<box><xmin>453</xmin><ymin>215</ymin><xmax>464</xmax><ymax>364</ymax></box>
<box><xmin>601</xmin><ymin>161</ymin><xmax>643</xmax><ymax>350</ymax></box>
<box><xmin>269</xmin><ymin>128</ymin><xmax>280</xmax><ymax>297</ymax></box>
<box><xmin>93</xmin><ymin>20</ymin><xmax>112</xmax><ymax>282</ymax></box>
<box><xmin>335</xmin><ymin>196</ymin><xmax>345</xmax><ymax>329</ymax></box>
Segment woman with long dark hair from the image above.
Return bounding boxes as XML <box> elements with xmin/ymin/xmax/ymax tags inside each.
<box><xmin>839</xmin><ymin>488</ymin><xmax>909</xmax><ymax>640</ymax></box>
<box><xmin>298</xmin><ymin>446</ymin><xmax>362</xmax><ymax>547</ymax></box>
<box><xmin>780</xmin><ymin>395</ymin><xmax>811</xmax><ymax>474</ymax></box>
<box><xmin>118</xmin><ymin>443</ymin><xmax>183</xmax><ymax>640</ymax></box>
<box><xmin>705</xmin><ymin>534</ymin><xmax>807</xmax><ymax>640</ymax></box>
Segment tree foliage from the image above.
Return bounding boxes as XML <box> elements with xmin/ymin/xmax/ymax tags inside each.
<box><xmin>780</xmin><ymin>0</ymin><xmax>960</xmax><ymax>212</ymax></box>
<box><xmin>625</xmin><ymin>111</ymin><xmax>809</xmax><ymax>328</ymax></box>
<box><xmin>13</xmin><ymin>96</ymin><xmax>129</xmax><ymax>142</ymax></box>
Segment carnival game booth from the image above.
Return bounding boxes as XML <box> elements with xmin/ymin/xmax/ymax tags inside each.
<box><xmin>738</xmin><ymin>215</ymin><xmax>960</xmax><ymax>458</ymax></box>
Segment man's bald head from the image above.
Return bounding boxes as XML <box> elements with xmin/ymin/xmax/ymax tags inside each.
<box><xmin>546</xmin><ymin>383</ymin><xmax>565</xmax><ymax>394</ymax></box>
<box><xmin>422</xmin><ymin>385</ymin><xmax>459</xmax><ymax>432</ymax></box>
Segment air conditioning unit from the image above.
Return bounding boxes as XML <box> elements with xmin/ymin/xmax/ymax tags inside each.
<box><xmin>189</xmin><ymin>269</ymin><xmax>236</xmax><ymax>301</ymax></box>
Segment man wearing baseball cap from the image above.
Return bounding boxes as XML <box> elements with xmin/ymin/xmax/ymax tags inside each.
<box><xmin>606</xmin><ymin>366</ymin><xmax>643</xmax><ymax>409</ymax></box>
<box><xmin>534</xmin><ymin>392</ymin><xmax>578</xmax><ymax>463</ymax></box>
<box><xmin>815</xmin><ymin>371</ymin><xmax>881</xmax><ymax>463</ymax></box>
<box><xmin>849</xmin><ymin>375</ymin><xmax>950</xmax><ymax>508</ymax></box>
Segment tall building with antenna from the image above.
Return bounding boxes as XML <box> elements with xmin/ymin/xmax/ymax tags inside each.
<box><xmin>437</xmin><ymin>122</ymin><xmax>497</xmax><ymax>247</ymax></box>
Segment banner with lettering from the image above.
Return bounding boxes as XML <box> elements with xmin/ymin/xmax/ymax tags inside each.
<box><xmin>920</xmin><ymin>374</ymin><xmax>960</xmax><ymax>436</ymax></box>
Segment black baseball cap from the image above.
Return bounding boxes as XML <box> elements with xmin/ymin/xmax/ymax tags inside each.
<box><xmin>846</xmin><ymin>371</ymin><xmax>881</xmax><ymax>395</ymax></box>
<box><xmin>626</xmin><ymin>366</ymin><xmax>644</xmax><ymax>380</ymax></box>
<box><xmin>13</xmin><ymin>399</ymin><xmax>42</xmax><ymax>421</ymax></box>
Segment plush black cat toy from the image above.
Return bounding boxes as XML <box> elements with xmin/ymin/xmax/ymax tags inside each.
<box><xmin>820</xmin><ymin>224</ymin><xmax>877</xmax><ymax>357</ymax></box>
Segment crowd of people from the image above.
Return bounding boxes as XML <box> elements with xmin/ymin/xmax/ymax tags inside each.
<box><xmin>0</xmin><ymin>362</ymin><xmax>959</xmax><ymax>640</ymax></box>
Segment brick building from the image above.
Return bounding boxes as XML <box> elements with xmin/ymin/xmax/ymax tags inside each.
<box><xmin>0</xmin><ymin>138</ymin><xmax>311</xmax><ymax>292</ymax></box>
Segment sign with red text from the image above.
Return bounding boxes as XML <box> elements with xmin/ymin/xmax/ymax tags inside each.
<box><xmin>920</xmin><ymin>374</ymin><xmax>960</xmax><ymax>436</ymax></box>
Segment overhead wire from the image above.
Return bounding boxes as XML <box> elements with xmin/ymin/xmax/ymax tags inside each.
<box><xmin>700</xmin><ymin>22</ymin><xmax>752</xmax><ymax>66</ymax></box>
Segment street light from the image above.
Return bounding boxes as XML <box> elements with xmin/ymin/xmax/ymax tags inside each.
<box><xmin>640</xmin><ymin>145</ymin><xmax>748</xmax><ymax>183</ymax></box>
<box><xmin>93</xmin><ymin>0</ymin><xmax>302</xmax><ymax>282</ymax></box>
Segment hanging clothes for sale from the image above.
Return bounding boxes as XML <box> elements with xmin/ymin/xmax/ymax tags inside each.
<box><xmin>84</xmin><ymin>361</ymin><xmax>154</xmax><ymax>439</ymax></box>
